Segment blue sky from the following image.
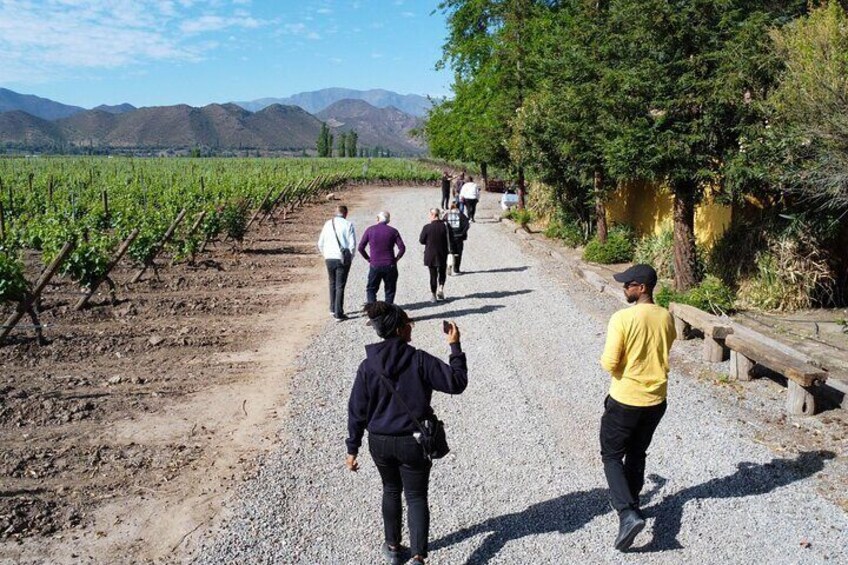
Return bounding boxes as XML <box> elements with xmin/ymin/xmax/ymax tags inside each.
<box><xmin>0</xmin><ymin>0</ymin><xmax>452</xmax><ymax>108</ymax></box>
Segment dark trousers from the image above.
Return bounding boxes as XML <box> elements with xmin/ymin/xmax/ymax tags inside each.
<box><xmin>367</xmin><ymin>265</ymin><xmax>399</xmax><ymax>304</ymax></box>
<box><xmin>428</xmin><ymin>264</ymin><xmax>447</xmax><ymax>293</ymax></box>
<box><xmin>600</xmin><ymin>395</ymin><xmax>667</xmax><ymax>512</ymax></box>
<box><xmin>440</xmin><ymin>189</ymin><xmax>450</xmax><ymax>210</ymax></box>
<box><xmin>325</xmin><ymin>259</ymin><xmax>350</xmax><ymax>317</ymax></box>
<box><xmin>464</xmin><ymin>198</ymin><xmax>478</xmax><ymax>221</ymax></box>
<box><xmin>369</xmin><ymin>433</ymin><xmax>432</xmax><ymax>558</ymax></box>
<box><xmin>450</xmin><ymin>240</ymin><xmax>464</xmax><ymax>272</ymax></box>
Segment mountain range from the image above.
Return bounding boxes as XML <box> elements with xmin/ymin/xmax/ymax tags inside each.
<box><xmin>235</xmin><ymin>88</ymin><xmax>434</xmax><ymax>117</ymax></box>
<box><xmin>0</xmin><ymin>88</ymin><xmax>426</xmax><ymax>155</ymax></box>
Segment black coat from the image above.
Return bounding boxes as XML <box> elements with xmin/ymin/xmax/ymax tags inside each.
<box><xmin>419</xmin><ymin>220</ymin><xmax>450</xmax><ymax>267</ymax></box>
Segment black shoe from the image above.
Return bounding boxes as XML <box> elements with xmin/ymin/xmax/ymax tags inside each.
<box><xmin>334</xmin><ymin>314</ymin><xmax>349</xmax><ymax>322</ymax></box>
<box><xmin>381</xmin><ymin>543</ymin><xmax>402</xmax><ymax>565</ymax></box>
<box><xmin>614</xmin><ymin>508</ymin><xmax>645</xmax><ymax>551</ymax></box>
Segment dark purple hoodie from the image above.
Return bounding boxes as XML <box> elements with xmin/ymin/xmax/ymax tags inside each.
<box><xmin>346</xmin><ymin>337</ymin><xmax>467</xmax><ymax>455</ymax></box>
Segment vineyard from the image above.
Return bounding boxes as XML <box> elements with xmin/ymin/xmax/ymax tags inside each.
<box><xmin>0</xmin><ymin>157</ymin><xmax>439</xmax><ymax>344</ymax></box>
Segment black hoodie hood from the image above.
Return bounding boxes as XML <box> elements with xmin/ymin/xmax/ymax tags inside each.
<box><xmin>365</xmin><ymin>337</ymin><xmax>416</xmax><ymax>380</ymax></box>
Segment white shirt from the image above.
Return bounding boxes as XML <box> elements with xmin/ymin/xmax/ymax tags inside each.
<box><xmin>459</xmin><ymin>182</ymin><xmax>480</xmax><ymax>200</ymax></box>
<box><xmin>318</xmin><ymin>216</ymin><xmax>356</xmax><ymax>260</ymax></box>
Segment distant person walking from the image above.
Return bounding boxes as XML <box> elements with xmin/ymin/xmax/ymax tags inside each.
<box><xmin>419</xmin><ymin>208</ymin><xmax>450</xmax><ymax>302</ymax></box>
<box><xmin>599</xmin><ymin>264</ymin><xmax>676</xmax><ymax>552</ymax></box>
<box><xmin>359</xmin><ymin>211</ymin><xmax>406</xmax><ymax>305</ymax></box>
<box><xmin>346</xmin><ymin>301</ymin><xmax>468</xmax><ymax>565</ymax></box>
<box><xmin>459</xmin><ymin>176</ymin><xmax>480</xmax><ymax>222</ymax></box>
<box><xmin>317</xmin><ymin>205</ymin><xmax>356</xmax><ymax>321</ymax></box>
<box><xmin>440</xmin><ymin>171</ymin><xmax>452</xmax><ymax>210</ymax></box>
<box><xmin>443</xmin><ymin>203</ymin><xmax>469</xmax><ymax>275</ymax></box>
<box><xmin>453</xmin><ymin>172</ymin><xmax>465</xmax><ymax>210</ymax></box>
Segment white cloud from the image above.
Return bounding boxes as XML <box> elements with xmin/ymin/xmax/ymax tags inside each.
<box><xmin>0</xmin><ymin>0</ymin><xmax>267</xmax><ymax>82</ymax></box>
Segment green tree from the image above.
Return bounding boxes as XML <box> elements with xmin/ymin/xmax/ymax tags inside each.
<box><xmin>603</xmin><ymin>0</ymin><xmax>803</xmax><ymax>290</ymax></box>
<box><xmin>346</xmin><ymin>131</ymin><xmax>358</xmax><ymax>158</ymax></box>
<box><xmin>337</xmin><ymin>132</ymin><xmax>347</xmax><ymax>158</ymax></box>
<box><xmin>317</xmin><ymin>123</ymin><xmax>332</xmax><ymax>157</ymax></box>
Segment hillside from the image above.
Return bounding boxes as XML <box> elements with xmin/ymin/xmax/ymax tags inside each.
<box><xmin>238</xmin><ymin>88</ymin><xmax>433</xmax><ymax>117</ymax></box>
<box><xmin>0</xmin><ymin>88</ymin><xmax>84</xmax><ymax>120</ymax></box>
<box><xmin>0</xmin><ymin>111</ymin><xmax>66</xmax><ymax>147</ymax></box>
<box><xmin>316</xmin><ymin>99</ymin><xmax>425</xmax><ymax>155</ymax></box>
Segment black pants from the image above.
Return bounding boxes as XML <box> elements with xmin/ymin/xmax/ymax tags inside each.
<box><xmin>369</xmin><ymin>433</ymin><xmax>432</xmax><ymax>558</ymax></box>
<box><xmin>428</xmin><ymin>264</ymin><xmax>447</xmax><ymax>293</ymax></box>
<box><xmin>464</xmin><ymin>198</ymin><xmax>478</xmax><ymax>221</ymax></box>
<box><xmin>367</xmin><ymin>265</ymin><xmax>398</xmax><ymax>304</ymax></box>
<box><xmin>450</xmin><ymin>240</ymin><xmax>464</xmax><ymax>272</ymax></box>
<box><xmin>325</xmin><ymin>259</ymin><xmax>351</xmax><ymax>317</ymax></box>
<box><xmin>600</xmin><ymin>395</ymin><xmax>666</xmax><ymax>512</ymax></box>
<box><xmin>440</xmin><ymin>188</ymin><xmax>450</xmax><ymax>210</ymax></box>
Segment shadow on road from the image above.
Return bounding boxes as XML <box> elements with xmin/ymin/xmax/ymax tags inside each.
<box><xmin>636</xmin><ymin>450</ymin><xmax>836</xmax><ymax>553</ymax></box>
<box><xmin>464</xmin><ymin>266</ymin><xmax>529</xmax><ymax>275</ymax></box>
<box><xmin>430</xmin><ymin>450</ymin><xmax>834</xmax><ymax>562</ymax></box>
<box><xmin>412</xmin><ymin>305</ymin><xmax>505</xmax><ymax>322</ymax></box>
<box><xmin>401</xmin><ymin>289</ymin><xmax>533</xmax><ymax>312</ymax></box>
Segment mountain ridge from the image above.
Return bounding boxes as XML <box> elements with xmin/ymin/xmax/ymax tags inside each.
<box><xmin>236</xmin><ymin>87</ymin><xmax>433</xmax><ymax>117</ymax></box>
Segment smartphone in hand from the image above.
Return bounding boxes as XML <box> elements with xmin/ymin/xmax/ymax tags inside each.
<box><xmin>442</xmin><ymin>320</ymin><xmax>451</xmax><ymax>334</ymax></box>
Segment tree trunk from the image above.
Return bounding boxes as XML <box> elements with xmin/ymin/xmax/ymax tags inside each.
<box><xmin>480</xmin><ymin>162</ymin><xmax>488</xmax><ymax>191</ymax></box>
<box><xmin>517</xmin><ymin>166</ymin><xmax>526</xmax><ymax>210</ymax></box>
<box><xmin>672</xmin><ymin>180</ymin><xmax>698</xmax><ymax>292</ymax></box>
<box><xmin>594</xmin><ymin>169</ymin><xmax>608</xmax><ymax>244</ymax></box>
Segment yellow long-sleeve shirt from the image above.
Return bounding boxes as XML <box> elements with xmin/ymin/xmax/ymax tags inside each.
<box><xmin>600</xmin><ymin>303</ymin><xmax>676</xmax><ymax>407</ymax></box>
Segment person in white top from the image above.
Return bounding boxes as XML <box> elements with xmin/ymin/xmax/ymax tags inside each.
<box><xmin>318</xmin><ymin>205</ymin><xmax>357</xmax><ymax>321</ymax></box>
<box><xmin>459</xmin><ymin>176</ymin><xmax>481</xmax><ymax>222</ymax></box>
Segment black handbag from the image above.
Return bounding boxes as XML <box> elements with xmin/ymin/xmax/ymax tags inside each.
<box><xmin>377</xmin><ymin>371</ymin><xmax>450</xmax><ymax>460</ymax></box>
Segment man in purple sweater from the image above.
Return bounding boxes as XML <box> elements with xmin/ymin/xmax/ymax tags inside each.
<box><xmin>358</xmin><ymin>211</ymin><xmax>406</xmax><ymax>305</ymax></box>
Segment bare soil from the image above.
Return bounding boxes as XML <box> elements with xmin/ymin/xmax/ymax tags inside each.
<box><xmin>0</xmin><ymin>186</ymin><xmax>374</xmax><ymax>563</ymax></box>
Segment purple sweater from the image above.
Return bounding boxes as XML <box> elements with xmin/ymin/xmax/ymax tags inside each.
<box><xmin>358</xmin><ymin>223</ymin><xmax>406</xmax><ymax>267</ymax></box>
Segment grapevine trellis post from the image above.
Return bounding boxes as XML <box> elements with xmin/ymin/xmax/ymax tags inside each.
<box><xmin>245</xmin><ymin>186</ymin><xmax>276</xmax><ymax>232</ymax></box>
<box><xmin>1</xmin><ymin>240</ymin><xmax>75</xmax><ymax>346</ymax></box>
<box><xmin>74</xmin><ymin>229</ymin><xmax>139</xmax><ymax>310</ymax></box>
<box><xmin>172</xmin><ymin>211</ymin><xmax>207</xmax><ymax>265</ymax></box>
<box><xmin>130</xmin><ymin>208</ymin><xmax>187</xmax><ymax>283</ymax></box>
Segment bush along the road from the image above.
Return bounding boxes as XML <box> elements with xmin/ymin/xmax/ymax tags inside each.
<box><xmin>583</xmin><ymin>225</ymin><xmax>635</xmax><ymax>264</ymax></box>
<box><xmin>504</xmin><ymin>208</ymin><xmax>535</xmax><ymax>229</ymax></box>
<box><xmin>543</xmin><ymin>210</ymin><xmax>586</xmax><ymax>247</ymax></box>
<box><xmin>634</xmin><ymin>228</ymin><xmax>675</xmax><ymax>279</ymax></box>
<box><xmin>656</xmin><ymin>275</ymin><xmax>736</xmax><ymax>315</ymax></box>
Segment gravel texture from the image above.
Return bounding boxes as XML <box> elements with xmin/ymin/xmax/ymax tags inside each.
<box><xmin>196</xmin><ymin>187</ymin><xmax>847</xmax><ymax>564</ymax></box>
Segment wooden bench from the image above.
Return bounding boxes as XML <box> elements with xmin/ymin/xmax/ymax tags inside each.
<box><xmin>669</xmin><ymin>303</ymin><xmax>733</xmax><ymax>362</ymax></box>
<box><xmin>725</xmin><ymin>326</ymin><xmax>828</xmax><ymax>416</ymax></box>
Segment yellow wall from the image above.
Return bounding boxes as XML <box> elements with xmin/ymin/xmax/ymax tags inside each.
<box><xmin>605</xmin><ymin>181</ymin><xmax>733</xmax><ymax>248</ymax></box>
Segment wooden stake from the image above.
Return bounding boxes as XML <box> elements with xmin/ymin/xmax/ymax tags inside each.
<box><xmin>1</xmin><ymin>240</ymin><xmax>75</xmax><ymax>345</ymax></box>
<box><xmin>245</xmin><ymin>187</ymin><xmax>275</xmax><ymax>232</ymax></box>
<box><xmin>130</xmin><ymin>209</ymin><xmax>187</xmax><ymax>283</ymax></box>
<box><xmin>75</xmin><ymin>229</ymin><xmax>139</xmax><ymax>310</ymax></box>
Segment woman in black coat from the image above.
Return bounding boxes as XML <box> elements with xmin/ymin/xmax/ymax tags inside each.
<box><xmin>346</xmin><ymin>302</ymin><xmax>467</xmax><ymax>565</ymax></box>
<box><xmin>419</xmin><ymin>208</ymin><xmax>450</xmax><ymax>301</ymax></box>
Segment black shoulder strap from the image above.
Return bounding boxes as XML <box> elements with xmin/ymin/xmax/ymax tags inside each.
<box><xmin>376</xmin><ymin>356</ymin><xmax>428</xmax><ymax>437</ymax></box>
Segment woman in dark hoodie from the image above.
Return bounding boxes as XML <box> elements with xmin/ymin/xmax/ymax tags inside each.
<box><xmin>346</xmin><ymin>301</ymin><xmax>468</xmax><ymax>565</ymax></box>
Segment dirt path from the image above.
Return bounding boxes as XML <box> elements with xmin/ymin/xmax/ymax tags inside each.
<box><xmin>0</xmin><ymin>185</ymin><xmax>387</xmax><ymax>564</ymax></box>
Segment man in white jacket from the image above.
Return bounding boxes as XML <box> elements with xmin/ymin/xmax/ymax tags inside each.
<box><xmin>459</xmin><ymin>176</ymin><xmax>481</xmax><ymax>222</ymax></box>
<box><xmin>318</xmin><ymin>205</ymin><xmax>357</xmax><ymax>321</ymax></box>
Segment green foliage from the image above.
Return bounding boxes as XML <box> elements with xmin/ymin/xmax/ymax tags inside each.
<box><xmin>543</xmin><ymin>210</ymin><xmax>586</xmax><ymax>248</ymax></box>
<box><xmin>221</xmin><ymin>199</ymin><xmax>249</xmax><ymax>243</ymax></box>
<box><xmin>655</xmin><ymin>276</ymin><xmax>737</xmax><ymax>316</ymax></box>
<box><xmin>504</xmin><ymin>208</ymin><xmax>534</xmax><ymax>227</ymax></box>
<box><xmin>634</xmin><ymin>228</ymin><xmax>675</xmax><ymax>280</ymax></box>
<box><xmin>61</xmin><ymin>235</ymin><xmax>113</xmax><ymax>290</ymax></box>
<box><xmin>317</xmin><ymin>124</ymin><xmax>333</xmax><ymax>158</ymax></box>
<box><xmin>582</xmin><ymin>225</ymin><xmax>635</xmax><ymax>264</ymax></box>
<box><xmin>0</xmin><ymin>251</ymin><xmax>29</xmax><ymax>302</ymax></box>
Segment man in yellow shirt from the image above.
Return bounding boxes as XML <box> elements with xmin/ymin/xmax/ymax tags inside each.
<box><xmin>599</xmin><ymin>264</ymin><xmax>676</xmax><ymax>551</ymax></box>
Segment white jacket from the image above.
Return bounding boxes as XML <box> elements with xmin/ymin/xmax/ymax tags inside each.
<box><xmin>318</xmin><ymin>216</ymin><xmax>356</xmax><ymax>260</ymax></box>
<box><xmin>459</xmin><ymin>182</ymin><xmax>480</xmax><ymax>200</ymax></box>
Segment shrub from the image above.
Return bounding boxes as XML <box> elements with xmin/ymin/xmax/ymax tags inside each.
<box><xmin>544</xmin><ymin>217</ymin><xmax>585</xmax><ymax>247</ymax></box>
<box><xmin>504</xmin><ymin>208</ymin><xmax>534</xmax><ymax>228</ymax></box>
<box><xmin>583</xmin><ymin>225</ymin><xmax>635</xmax><ymax>264</ymax></box>
<box><xmin>655</xmin><ymin>275</ymin><xmax>736</xmax><ymax>315</ymax></box>
<box><xmin>0</xmin><ymin>252</ymin><xmax>29</xmax><ymax>302</ymax></box>
<box><xmin>634</xmin><ymin>228</ymin><xmax>674</xmax><ymax>279</ymax></box>
<box><xmin>222</xmin><ymin>198</ymin><xmax>250</xmax><ymax>243</ymax></box>
<box><xmin>737</xmin><ymin>231</ymin><xmax>835</xmax><ymax>311</ymax></box>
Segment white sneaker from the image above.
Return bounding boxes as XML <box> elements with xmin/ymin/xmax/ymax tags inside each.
<box><xmin>437</xmin><ymin>286</ymin><xmax>445</xmax><ymax>300</ymax></box>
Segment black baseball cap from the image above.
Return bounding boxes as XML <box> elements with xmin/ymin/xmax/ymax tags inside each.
<box><xmin>613</xmin><ymin>264</ymin><xmax>658</xmax><ymax>287</ymax></box>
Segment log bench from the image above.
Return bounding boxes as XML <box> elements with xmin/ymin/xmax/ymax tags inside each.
<box><xmin>669</xmin><ymin>303</ymin><xmax>733</xmax><ymax>362</ymax></box>
<box><xmin>725</xmin><ymin>327</ymin><xmax>828</xmax><ymax>416</ymax></box>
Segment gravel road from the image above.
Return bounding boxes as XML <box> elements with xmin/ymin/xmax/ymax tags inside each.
<box><xmin>196</xmin><ymin>187</ymin><xmax>847</xmax><ymax>564</ymax></box>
